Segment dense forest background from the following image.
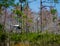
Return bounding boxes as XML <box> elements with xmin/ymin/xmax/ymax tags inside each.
<box><xmin>0</xmin><ymin>0</ymin><xmax>60</xmax><ymax>46</ymax></box>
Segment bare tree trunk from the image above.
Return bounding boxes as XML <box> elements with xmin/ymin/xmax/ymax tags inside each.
<box><xmin>3</xmin><ymin>8</ymin><xmax>7</xmax><ymax>32</ymax></box>
<box><xmin>20</xmin><ymin>3</ymin><xmax>23</xmax><ymax>33</ymax></box>
<box><xmin>23</xmin><ymin>1</ymin><xmax>29</xmax><ymax>33</ymax></box>
<box><xmin>40</xmin><ymin>0</ymin><xmax>43</xmax><ymax>32</ymax></box>
<box><xmin>25</xmin><ymin>4</ymin><xmax>29</xmax><ymax>33</ymax></box>
<box><xmin>37</xmin><ymin>19</ymin><xmax>38</xmax><ymax>32</ymax></box>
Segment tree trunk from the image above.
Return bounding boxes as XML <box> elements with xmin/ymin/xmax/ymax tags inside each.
<box><xmin>20</xmin><ymin>3</ymin><xmax>23</xmax><ymax>33</ymax></box>
<box><xmin>3</xmin><ymin>8</ymin><xmax>7</xmax><ymax>32</ymax></box>
<box><xmin>40</xmin><ymin>0</ymin><xmax>43</xmax><ymax>32</ymax></box>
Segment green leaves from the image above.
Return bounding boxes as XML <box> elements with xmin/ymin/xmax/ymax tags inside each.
<box><xmin>22</xmin><ymin>15</ymin><xmax>27</xmax><ymax>18</ymax></box>
<box><xmin>54</xmin><ymin>0</ymin><xmax>59</xmax><ymax>3</ymax></box>
<box><xmin>0</xmin><ymin>0</ymin><xmax>15</xmax><ymax>8</ymax></box>
<box><xmin>13</xmin><ymin>9</ymin><xmax>23</xmax><ymax>16</ymax></box>
<box><xmin>0</xmin><ymin>31</ymin><xmax>60</xmax><ymax>45</ymax></box>
<box><xmin>28</xmin><ymin>19</ymin><xmax>32</xmax><ymax>23</ymax></box>
<box><xmin>0</xmin><ymin>24</ymin><xmax>7</xmax><ymax>42</ymax></box>
<box><xmin>14</xmin><ymin>3</ymin><xmax>20</xmax><ymax>7</ymax></box>
<box><xmin>58</xmin><ymin>23</ymin><xmax>60</xmax><ymax>25</ymax></box>
<box><xmin>10</xmin><ymin>33</ymin><xmax>21</xmax><ymax>42</ymax></box>
<box><xmin>15</xmin><ymin>10</ymin><xmax>22</xmax><ymax>15</ymax></box>
<box><xmin>0</xmin><ymin>33</ymin><xmax>7</xmax><ymax>42</ymax></box>
<box><xmin>51</xmin><ymin>9</ymin><xmax>57</xmax><ymax>15</ymax></box>
<box><xmin>53</xmin><ymin>16</ymin><xmax>57</xmax><ymax>21</ymax></box>
<box><xmin>7</xmin><ymin>33</ymin><xmax>60</xmax><ymax>45</ymax></box>
<box><xmin>0</xmin><ymin>32</ymin><xmax>8</xmax><ymax>42</ymax></box>
<box><xmin>0</xmin><ymin>24</ymin><xmax>3</xmax><ymax>31</ymax></box>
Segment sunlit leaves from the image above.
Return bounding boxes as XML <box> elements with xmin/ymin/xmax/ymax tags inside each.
<box><xmin>0</xmin><ymin>31</ymin><xmax>60</xmax><ymax>45</ymax></box>
<box><xmin>50</xmin><ymin>9</ymin><xmax>57</xmax><ymax>15</ymax></box>
<box><xmin>18</xmin><ymin>18</ymin><xmax>22</xmax><ymax>23</ymax></box>
<box><xmin>9</xmin><ymin>32</ymin><xmax>60</xmax><ymax>45</ymax></box>
<box><xmin>22</xmin><ymin>15</ymin><xmax>27</xmax><ymax>18</ymax></box>
<box><xmin>13</xmin><ymin>9</ymin><xmax>27</xmax><ymax>23</ymax></box>
<box><xmin>13</xmin><ymin>15</ymin><xmax>22</xmax><ymax>23</ymax></box>
<box><xmin>53</xmin><ymin>16</ymin><xmax>57</xmax><ymax>21</ymax></box>
<box><xmin>10</xmin><ymin>33</ymin><xmax>21</xmax><ymax>42</ymax></box>
<box><xmin>28</xmin><ymin>19</ymin><xmax>32</xmax><ymax>23</ymax></box>
<box><xmin>15</xmin><ymin>10</ymin><xmax>21</xmax><ymax>15</ymax></box>
<box><xmin>13</xmin><ymin>9</ymin><xmax>23</xmax><ymax>16</ymax></box>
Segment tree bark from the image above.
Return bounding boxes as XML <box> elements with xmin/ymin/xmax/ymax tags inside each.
<box><xmin>3</xmin><ymin>8</ymin><xmax>7</xmax><ymax>32</ymax></box>
<box><xmin>40</xmin><ymin>0</ymin><xmax>43</xmax><ymax>32</ymax></box>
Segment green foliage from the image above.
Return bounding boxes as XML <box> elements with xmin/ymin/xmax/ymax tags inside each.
<box><xmin>0</xmin><ymin>24</ymin><xmax>7</xmax><ymax>42</ymax></box>
<box><xmin>0</xmin><ymin>33</ymin><xmax>7</xmax><ymax>42</ymax></box>
<box><xmin>51</xmin><ymin>9</ymin><xmax>57</xmax><ymax>15</ymax></box>
<box><xmin>0</xmin><ymin>0</ymin><xmax>15</xmax><ymax>8</ymax></box>
<box><xmin>0</xmin><ymin>31</ymin><xmax>60</xmax><ymax>46</ymax></box>
<box><xmin>28</xmin><ymin>19</ymin><xmax>32</xmax><ymax>23</ymax></box>
<box><xmin>53</xmin><ymin>16</ymin><xmax>57</xmax><ymax>21</ymax></box>
<box><xmin>15</xmin><ymin>10</ymin><xmax>21</xmax><ymax>15</ymax></box>
<box><xmin>10</xmin><ymin>33</ymin><xmax>21</xmax><ymax>42</ymax></box>
<box><xmin>0</xmin><ymin>24</ymin><xmax>3</xmax><ymax>31</ymax></box>
<box><xmin>14</xmin><ymin>2</ymin><xmax>20</xmax><ymax>7</ymax></box>
<box><xmin>18</xmin><ymin>18</ymin><xmax>22</xmax><ymax>23</ymax></box>
<box><xmin>9</xmin><ymin>32</ymin><xmax>60</xmax><ymax>46</ymax></box>
<box><xmin>0</xmin><ymin>32</ymin><xmax>8</xmax><ymax>42</ymax></box>
<box><xmin>13</xmin><ymin>9</ymin><xmax>22</xmax><ymax>15</ymax></box>
<box><xmin>54</xmin><ymin>0</ymin><xmax>59</xmax><ymax>3</ymax></box>
<box><xmin>58</xmin><ymin>23</ymin><xmax>60</xmax><ymax>25</ymax></box>
<box><xmin>22</xmin><ymin>15</ymin><xmax>27</xmax><ymax>18</ymax></box>
<box><xmin>26</xmin><ymin>33</ymin><xmax>38</xmax><ymax>42</ymax></box>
